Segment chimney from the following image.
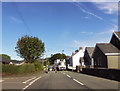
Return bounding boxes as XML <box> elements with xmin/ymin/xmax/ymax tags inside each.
<box><xmin>79</xmin><ymin>47</ymin><xmax>83</xmax><ymax>50</ymax></box>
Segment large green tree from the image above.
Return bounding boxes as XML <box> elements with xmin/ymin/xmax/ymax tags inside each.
<box><xmin>15</xmin><ymin>35</ymin><xmax>45</xmax><ymax>63</ymax></box>
<box><xmin>49</xmin><ymin>53</ymin><xmax>66</xmax><ymax>64</ymax></box>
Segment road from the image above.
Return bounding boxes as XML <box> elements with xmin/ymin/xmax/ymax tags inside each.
<box><xmin>2</xmin><ymin>71</ymin><xmax>120</xmax><ymax>90</ymax></box>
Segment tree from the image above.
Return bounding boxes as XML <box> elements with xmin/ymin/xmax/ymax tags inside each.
<box><xmin>15</xmin><ymin>35</ymin><xmax>45</xmax><ymax>63</ymax></box>
<box><xmin>49</xmin><ymin>53</ymin><xmax>66</xmax><ymax>64</ymax></box>
<box><xmin>0</xmin><ymin>54</ymin><xmax>11</xmax><ymax>60</ymax></box>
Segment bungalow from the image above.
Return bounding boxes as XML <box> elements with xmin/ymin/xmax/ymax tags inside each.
<box><xmin>68</xmin><ymin>47</ymin><xmax>84</xmax><ymax>70</ymax></box>
<box><xmin>92</xmin><ymin>43</ymin><xmax>120</xmax><ymax>69</ymax></box>
<box><xmin>83</xmin><ymin>47</ymin><xmax>95</xmax><ymax>68</ymax></box>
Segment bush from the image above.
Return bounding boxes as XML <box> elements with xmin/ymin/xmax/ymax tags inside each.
<box><xmin>19</xmin><ymin>63</ymin><xmax>35</xmax><ymax>73</ymax></box>
<box><xmin>2</xmin><ymin>63</ymin><xmax>43</xmax><ymax>74</ymax></box>
<box><xmin>34</xmin><ymin>62</ymin><xmax>43</xmax><ymax>71</ymax></box>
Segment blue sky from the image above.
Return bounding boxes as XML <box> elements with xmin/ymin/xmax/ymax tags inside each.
<box><xmin>2</xmin><ymin>2</ymin><xmax>118</xmax><ymax>60</ymax></box>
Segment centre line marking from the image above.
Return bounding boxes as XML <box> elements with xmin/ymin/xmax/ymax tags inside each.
<box><xmin>23</xmin><ymin>76</ymin><xmax>41</xmax><ymax>90</ymax></box>
<box><xmin>73</xmin><ymin>79</ymin><xmax>84</xmax><ymax>86</ymax></box>
<box><xmin>23</xmin><ymin>77</ymin><xmax>36</xmax><ymax>84</ymax></box>
<box><xmin>66</xmin><ymin>75</ymin><xmax>71</xmax><ymax>78</ymax></box>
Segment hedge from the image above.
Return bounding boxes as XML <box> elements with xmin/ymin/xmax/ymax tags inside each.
<box><xmin>2</xmin><ymin>62</ymin><xmax>43</xmax><ymax>74</ymax></box>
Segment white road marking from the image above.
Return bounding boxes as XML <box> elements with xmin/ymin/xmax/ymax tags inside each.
<box><xmin>63</xmin><ymin>73</ymin><xmax>66</xmax><ymax>75</ymax></box>
<box><xmin>66</xmin><ymin>75</ymin><xmax>71</xmax><ymax>78</ymax></box>
<box><xmin>0</xmin><ymin>80</ymin><xmax>4</xmax><ymax>82</ymax></box>
<box><xmin>73</xmin><ymin>79</ymin><xmax>84</xmax><ymax>86</ymax></box>
<box><xmin>23</xmin><ymin>76</ymin><xmax>41</xmax><ymax>90</ymax></box>
<box><xmin>23</xmin><ymin>77</ymin><xmax>36</xmax><ymax>84</ymax></box>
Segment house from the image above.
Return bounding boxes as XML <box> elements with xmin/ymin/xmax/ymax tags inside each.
<box><xmin>68</xmin><ymin>47</ymin><xmax>84</xmax><ymax>70</ymax></box>
<box><xmin>92</xmin><ymin>43</ymin><xmax>120</xmax><ymax>69</ymax></box>
<box><xmin>54</xmin><ymin>59</ymin><xmax>66</xmax><ymax>70</ymax></box>
<box><xmin>83</xmin><ymin>47</ymin><xmax>95</xmax><ymax>68</ymax></box>
<box><xmin>110</xmin><ymin>32</ymin><xmax>120</xmax><ymax>50</ymax></box>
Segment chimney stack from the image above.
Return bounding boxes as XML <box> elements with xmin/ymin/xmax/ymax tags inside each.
<box><xmin>79</xmin><ymin>47</ymin><xmax>83</xmax><ymax>50</ymax></box>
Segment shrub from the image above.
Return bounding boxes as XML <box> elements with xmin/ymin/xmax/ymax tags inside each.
<box><xmin>34</xmin><ymin>62</ymin><xmax>43</xmax><ymax>71</ymax></box>
<box><xmin>19</xmin><ymin>63</ymin><xmax>35</xmax><ymax>73</ymax></box>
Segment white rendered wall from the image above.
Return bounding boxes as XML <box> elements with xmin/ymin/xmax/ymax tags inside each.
<box><xmin>72</xmin><ymin>50</ymin><xmax>84</xmax><ymax>68</ymax></box>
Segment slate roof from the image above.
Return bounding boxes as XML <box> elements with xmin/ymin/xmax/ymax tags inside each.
<box><xmin>96</xmin><ymin>43</ymin><xmax>120</xmax><ymax>55</ymax></box>
<box><xmin>85</xmin><ymin>47</ymin><xmax>95</xmax><ymax>58</ymax></box>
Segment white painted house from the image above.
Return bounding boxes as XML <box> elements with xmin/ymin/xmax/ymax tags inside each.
<box><xmin>68</xmin><ymin>48</ymin><xmax>84</xmax><ymax>70</ymax></box>
<box><xmin>54</xmin><ymin>59</ymin><xmax>66</xmax><ymax>70</ymax></box>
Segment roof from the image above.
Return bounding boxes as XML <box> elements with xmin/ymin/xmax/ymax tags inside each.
<box><xmin>114</xmin><ymin>32</ymin><xmax>120</xmax><ymax>40</ymax></box>
<box><xmin>85</xmin><ymin>47</ymin><xmax>95</xmax><ymax>58</ymax></box>
<box><xmin>96</xmin><ymin>43</ymin><xmax>120</xmax><ymax>55</ymax></box>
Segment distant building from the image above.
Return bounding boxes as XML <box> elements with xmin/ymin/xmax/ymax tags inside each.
<box><xmin>54</xmin><ymin>59</ymin><xmax>66</xmax><ymax>70</ymax></box>
<box><xmin>92</xmin><ymin>43</ymin><xmax>120</xmax><ymax>69</ymax></box>
<box><xmin>66</xmin><ymin>56</ymin><xmax>71</xmax><ymax>69</ymax></box>
<box><xmin>83</xmin><ymin>47</ymin><xmax>94</xmax><ymax>68</ymax></box>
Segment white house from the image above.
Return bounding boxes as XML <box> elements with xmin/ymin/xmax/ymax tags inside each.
<box><xmin>54</xmin><ymin>59</ymin><xmax>66</xmax><ymax>70</ymax></box>
<box><xmin>54</xmin><ymin>59</ymin><xmax>61</xmax><ymax>65</ymax></box>
<box><xmin>68</xmin><ymin>47</ymin><xmax>84</xmax><ymax>70</ymax></box>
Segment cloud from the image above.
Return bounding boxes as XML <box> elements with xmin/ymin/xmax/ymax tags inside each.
<box><xmin>73</xmin><ymin>40</ymin><xmax>95</xmax><ymax>50</ymax></box>
<box><xmin>11</xmin><ymin>16</ymin><xmax>23</xmax><ymax>23</ymax></box>
<box><xmin>97</xmin><ymin>30</ymin><xmax>113</xmax><ymax>35</ymax></box>
<box><xmin>94</xmin><ymin>2</ymin><xmax>118</xmax><ymax>14</ymax></box>
<box><xmin>80</xmin><ymin>31</ymin><xmax>93</xmax><ymax>34</ymax></box>
<box><xmin>83</xmin><ymin>16</ymin><xmax>89</xmax><ymax>19</ymax></box>
<box><xmin>97</xmin><ymin>25</ymin><xmax>118</xmax><ymax>35</ymax></box>
<box><xmin>72</xmin><ymin>2</ymin><xmax>103</xmax><ymax>20</ymax></box>
<box><xmin>72</xmin><ymin>0</ymin><xmax>119</xmax><ymax>2</ymax></box>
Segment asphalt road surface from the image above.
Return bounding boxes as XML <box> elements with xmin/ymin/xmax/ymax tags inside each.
<box><xmin>2</xmin><ymin>71</ymin><xmax>120</xmax><ymax>90</ymax></box>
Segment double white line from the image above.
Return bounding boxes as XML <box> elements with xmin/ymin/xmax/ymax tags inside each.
<box><xmin>23</xmin><ymin>76</ymin><xmax>41</xmax><ymax>90</ymax></box>
<box><xmin>23</xmin><ymin>77</ymin><xmax>36</xmax><ymax>84</ymax></box>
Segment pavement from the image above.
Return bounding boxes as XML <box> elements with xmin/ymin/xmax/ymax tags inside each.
<box><xmin>1</xmin><ymin>71</ymin><xmax>120</xmax><ymax>90</ymax></box>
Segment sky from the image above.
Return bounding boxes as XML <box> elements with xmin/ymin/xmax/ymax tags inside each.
<box><xmin>1</xmin><ymin>1</ymin><xmax>118</xmax><ymax>60</ymax></box>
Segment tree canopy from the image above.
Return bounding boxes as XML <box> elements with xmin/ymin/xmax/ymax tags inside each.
<box><xmin>49</xmin><ymin>53</ymin><xmax>66</xmax><ymax>64</ymax></box>
<box><xmin>15</xmin><ymin>35</ymin><xmax>45</xmax><ymax>63</ymax></box>
<box><xmin>0</xmin><ymin>54</ymin><xmax>11</xmax><ymax>60</ymax></box>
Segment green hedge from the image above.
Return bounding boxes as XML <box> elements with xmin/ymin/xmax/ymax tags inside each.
<box><xmin>2</xmin><ymin>62</ymin><xmax>43</xmax><ymax>74</ymax></box>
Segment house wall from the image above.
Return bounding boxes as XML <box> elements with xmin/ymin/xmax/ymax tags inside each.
<box><xmin>84</xmin><ymin>50</ymin><xmax>91</xmax><ymax>66</ymax></box>
<box><xmin>107</xmin><ymin>56</ymin><xmax>120</xmax><ymax>69</ymax></box>
<box><xmin>72</xmin><ymin>50</ymin><xmax>84</xmax><ymax>68</ymax></box>
<box><xmin>110</xmin><ymin>33</ymin><xmax>120</xmax><ymax>50</ymax></box>
<box><xmin>93</xmin><ymin>46</ymin><xmax>107</xmax><ymax>68</ymax></box>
